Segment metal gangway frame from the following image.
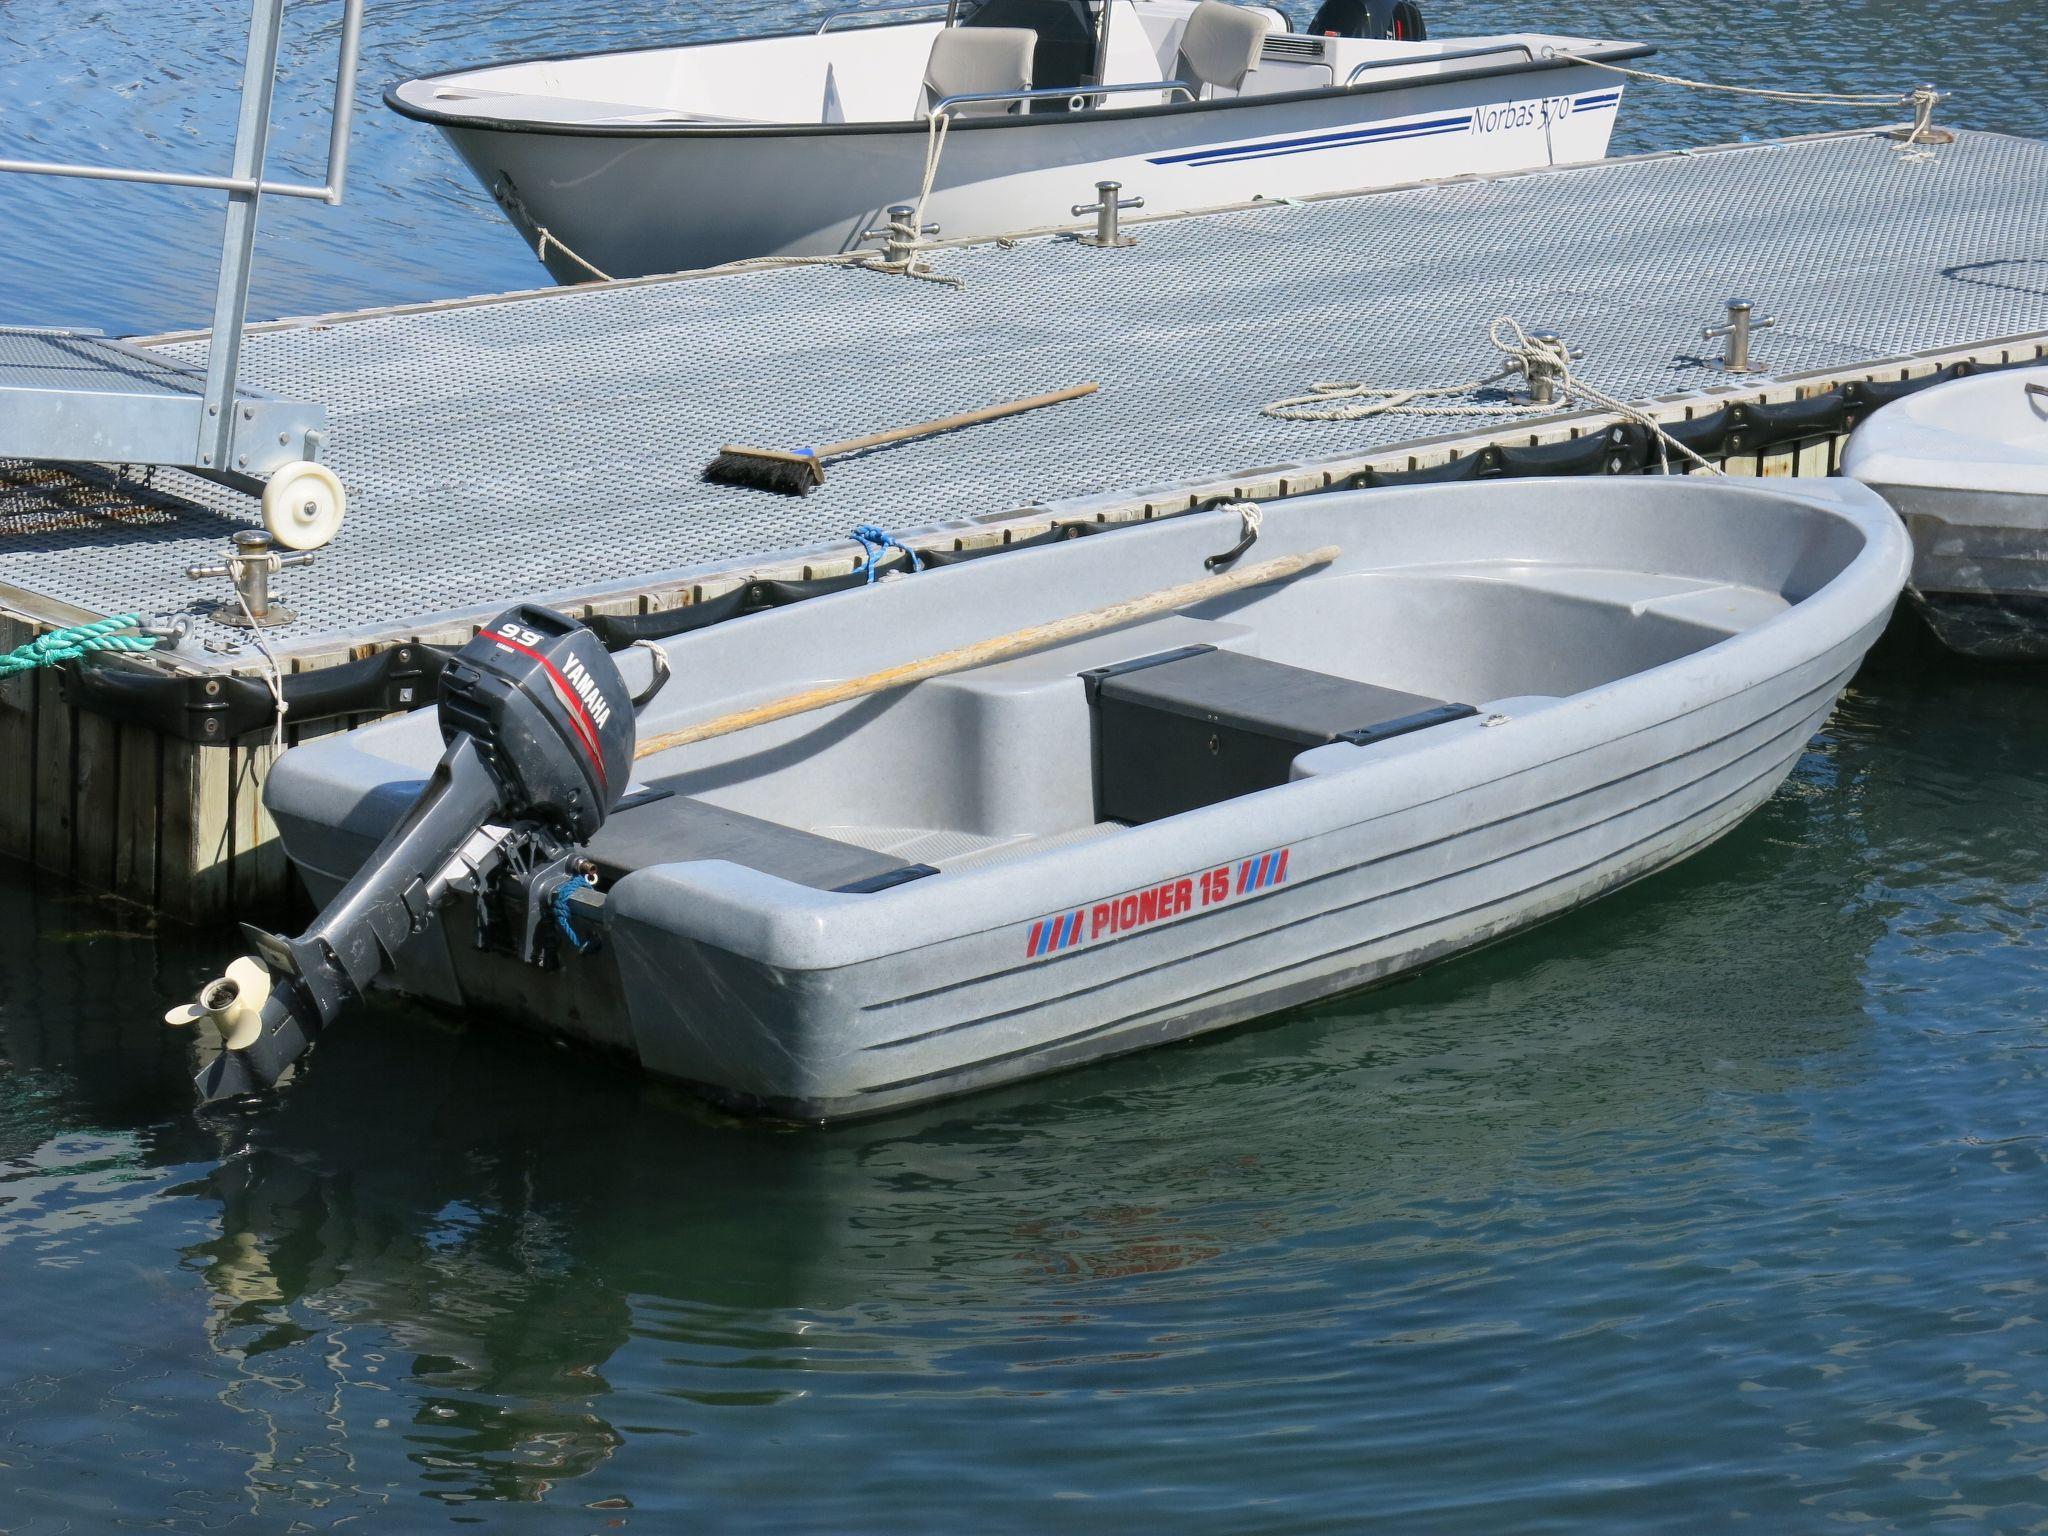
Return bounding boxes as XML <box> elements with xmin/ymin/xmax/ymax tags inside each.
<box><xmin>0</xmin><ymin>0</ymin><xmax>363</xmax><ymax>550</ymax></box>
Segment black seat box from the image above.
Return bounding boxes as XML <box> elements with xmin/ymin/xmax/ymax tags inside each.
<box><xmin>1084</xmin><ymin>646</ymin><xmax>1474</xmax><ymax>824</ymax></box>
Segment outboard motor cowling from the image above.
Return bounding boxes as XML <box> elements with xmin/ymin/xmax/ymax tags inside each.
<box><xmin>185</xmin><ymin>605</ymin><xmax>644</xmax><ymax>1102</ymax></box>
<box><xmin>1306</xmin><ymin>0</ymin><xmax>1426</xmax><ymax>40</ymax></box>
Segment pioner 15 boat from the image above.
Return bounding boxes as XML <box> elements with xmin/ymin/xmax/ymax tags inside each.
<box><xmin>387</xmin><ymin>0</ymin><xmax>1649</xmax><ymax>279</ymax></box>
<box><xmin>182</xmin><ymin>478</ymin><xmax>1906</xmax><ymax>1119</ymax></box>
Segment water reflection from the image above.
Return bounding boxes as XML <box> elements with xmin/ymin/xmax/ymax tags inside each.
<box><xmin>61</xmin><ymin>718</ymin><xmax>1878</xmax><ymax>1506</ymax></box>
<box><xmin>2</xmin><ymin>634</ymin><xmax>2045</xmax><ymax>1525</ymax></box>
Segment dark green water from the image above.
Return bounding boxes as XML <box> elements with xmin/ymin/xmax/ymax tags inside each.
<box><xmin>3</xmin><ymin>0</ymin><xmax>2048</xmax><ymax>1528</ymax></box>
<box><xmin>4</xmin><ymin>631</ymin><xmax>2045</xmax><ymax>1531</ymax></box>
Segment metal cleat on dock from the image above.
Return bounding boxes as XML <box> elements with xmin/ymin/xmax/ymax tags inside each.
<box><xmin>186</xmin><ymin>530</ymin><xmax>314</xmax><ymax>629</ymax></box>
<box><xmin>1073</xmin><ymin>181</ymin><xmax>1144</xmax><ymax>249</ymax></box>
<box><xmin>1704</xmin><ymin>299</ymin><xmax>1778</xmax><ymax>374</ymax></box>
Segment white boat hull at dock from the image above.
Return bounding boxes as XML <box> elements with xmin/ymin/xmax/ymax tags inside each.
<box><xmin>1843</xmin><ymin>365</ymin><xmax>2048</xmax><ymax>659</ymax></box>
<box><xmin>390</xmin><ymin>17</ymin><xmax>1637</xmax><ymax>280</ymax></box>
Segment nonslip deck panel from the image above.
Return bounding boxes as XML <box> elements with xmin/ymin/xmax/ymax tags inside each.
<box><xmin>1</xmin><ymin>128</ymin><xmax>2045</xmax><ymax>654</ymax></box>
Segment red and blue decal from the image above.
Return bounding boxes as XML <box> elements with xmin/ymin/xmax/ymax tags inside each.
<box><xmin>1236</xmin><ymin>847</ymin><xmax>1289</xmax><ymax>895</ymax></box>
<box><xmin>1022</xmin><ymin>845</ymin><xmax>1293</xmax><ymax>960</ymax></box>
<box><xmin>1025</xmin><ymin>909</ymin><xmax>1088</xmax><ymax>958</ymax></box>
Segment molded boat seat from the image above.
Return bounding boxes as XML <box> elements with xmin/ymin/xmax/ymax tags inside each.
<box><xmin>585</xmin><ymin>793</ymin><xmax>931</xmax><ymax>892</ymax></box>
<box><xmin>922</xmin><ymin>27</ymin><xmax>1036</xmax><ymax>116</ymax></box>
<box><xmin>1174</xmin><ymin>0</ymin><xmax>1273</xmax><ymax>96</ymax></box>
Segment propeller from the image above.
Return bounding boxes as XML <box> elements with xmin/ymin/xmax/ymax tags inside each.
<box><xmin>163</xmin><ymin>954</ymin><xmax>274</xmax><ymax>1053</ymax></box>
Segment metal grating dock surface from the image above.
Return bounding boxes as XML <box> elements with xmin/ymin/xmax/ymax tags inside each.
<box><xmin>3</xmin><ymin>127</ymin><xmax>2047</xmax><ymax>661</ymax></box>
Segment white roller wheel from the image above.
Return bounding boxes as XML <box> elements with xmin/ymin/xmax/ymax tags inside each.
<box><xmin>261</xmin><ymin>460</ymin><xmax>346</xmax><ymax>551</ymax></box>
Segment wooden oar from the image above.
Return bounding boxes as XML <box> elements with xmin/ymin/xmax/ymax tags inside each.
<box><xmin>633</xmin><ymin>543</ymin><xmax>1341</xmax><ymax>760</ymax></box>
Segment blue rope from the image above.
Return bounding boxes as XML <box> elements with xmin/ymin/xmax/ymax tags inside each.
<box><xmin>850</xmin><ymin>524</ymin><xmax>922</xmax><ymax>585</ymax></box>
<box><xmin>552</xmin><ymin>879</ymin><xmax>594</xmax><ymax>953</ymax></box>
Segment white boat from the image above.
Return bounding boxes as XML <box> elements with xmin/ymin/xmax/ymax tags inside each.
<box><xmin>1842</xmin><ymin>364</ymin><xmax>2048</xmax><ymax>659</ymax></box>
<box><xmin>387</xmin><ymin>0</ymin><xmax>1649</xmax><ymax>280</ymax></box>
<box><xmin>190</xmin><ymin>477</ymin><xmax>1907</xmax><ymax>1118</ymax></box>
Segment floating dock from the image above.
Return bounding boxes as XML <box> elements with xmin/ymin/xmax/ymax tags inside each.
<box><xmin>2</xmin><ymin>125</ymin><xmax>2045</xmax><ymax>919</ymax></box>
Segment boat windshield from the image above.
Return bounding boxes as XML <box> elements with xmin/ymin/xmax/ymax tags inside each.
<box><xmin>956</xmin><ymin>0</ymin><xmax>1102</xmax><ymax>103</ymax></box>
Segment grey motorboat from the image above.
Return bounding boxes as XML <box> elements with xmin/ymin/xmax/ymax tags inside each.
<box><xmin>190</xmin><ymin>476</ymin><xmax>1907</xmax><ymax>1119</ymax></box>
<box><xmin>1842</xmin><ymin>363</ymin><xmax>2048</xmax><ymax>659</ymax></box>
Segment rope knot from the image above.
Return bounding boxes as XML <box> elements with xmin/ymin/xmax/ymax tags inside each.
<box><xmin>850</xmin><ymin>524</ymin><xmax>923</xmax><ymax>583</ymax></box>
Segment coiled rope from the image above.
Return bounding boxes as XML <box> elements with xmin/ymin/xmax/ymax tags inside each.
<box><xmin>1264</xmin><ymin>318</ymin><xmax>1725</xmax><ymax>476</ymax></box>
<box><xmin>0</xmin><ymin>614</ymin><xmax>157</xmax><ymax>679</ymax></box>
<box><xmin>1545</xmin><ymin>50</ymin><xmax>1945</xmax><ymax>159</ymax></box>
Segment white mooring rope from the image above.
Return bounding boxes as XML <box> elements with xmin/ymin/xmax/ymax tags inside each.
<box><xmin>1546</xmin><ymin>51</ymin><xmax>1946</xmax><ymax>160</ymax></box>
<box><xmin>230</xmin><ymin>582</ymin><xmax>290</xmax><ymax>753</ymax></box>
<box><xmin>713</xmin><ymin>110</ymin><xmax>963</xmax><ymax>288</ymax></box>
<box><xmin>1263</xmin><ymin>318</ymin><xmax>1726</xmax><ymax>477</ymax></box>
<box><xmin>534</xmin><ymin>225</ymin><xmax>613</xmax><ymax>284</ymax></box>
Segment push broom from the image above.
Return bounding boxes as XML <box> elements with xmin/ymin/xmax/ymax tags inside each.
<box><xmin>704</xmin><ymin>382</ymin><xmax>1098</xmax><ymax>495</ymax></box>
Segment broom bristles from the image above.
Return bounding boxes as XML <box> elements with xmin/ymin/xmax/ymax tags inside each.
<box><xmin>702</xmin><ymin>445</ymin><xmax>827</xmax><ymax>496</ymax></box>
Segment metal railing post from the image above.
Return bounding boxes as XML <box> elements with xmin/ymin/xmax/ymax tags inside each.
<box><xmin>323</xmin><ymin>0</ymin><xmax>365</xmax><ymax>204</ymax></box>
<box><xmin>196</xmin><ymin>0</ymin><xmax>286</xmax><ymax>470</ymax></box>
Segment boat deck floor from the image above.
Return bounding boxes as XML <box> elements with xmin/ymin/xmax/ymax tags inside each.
<box><xmin>2</xmin><ymin>126</ymin><xmax>2046</xmax><ymax>664</ymax></box>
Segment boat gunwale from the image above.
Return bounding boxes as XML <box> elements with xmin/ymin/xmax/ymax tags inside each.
<box><xmin>380</xmin><ymin>27</ymin><xmax>1653</xmax><ymax>140</ymax></box>
<box><xmin>585</xmin><ymin>480</ymin><xmax>1911</xmax><ymax>970</ymax></box>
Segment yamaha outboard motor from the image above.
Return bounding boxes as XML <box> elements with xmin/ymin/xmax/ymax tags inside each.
<box><xmin>183</xmin><ymin>605</ymin><xmax>644</xmax><ymax>1102</ymax></box>
<box><xmin>1306</xmin><ymin>0</ymin><xmax>1426</xmax><ymax>39</ymax></box>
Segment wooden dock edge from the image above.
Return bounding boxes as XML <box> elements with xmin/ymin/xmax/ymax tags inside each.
<box><xmin>2</xmin><ymin>330</ymin><xmax>2042</xmax><ymax>924</ymax></box>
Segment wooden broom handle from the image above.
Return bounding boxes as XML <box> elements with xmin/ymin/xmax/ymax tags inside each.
<box><xmin>816</xmin><ymin>382</ymin><xmax>1099</xmax><ymax>458</ymax></box>
<box><xmin>634</xmin><ymin>543</ymin><xmax>1340</xmax><ymax>760</ymax></box>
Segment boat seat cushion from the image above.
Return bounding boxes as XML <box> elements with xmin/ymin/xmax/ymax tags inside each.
<box><xmin>922</xmin><ymin>27</ymin><xmax>1036</xmax><ymax>116</ymax></box>
<box><xmin>1174</xmin><ymin>0</ymin><xmax>1272</xmax><ymax>96</ymax></box>
<box><xmin>585</xmin><ymin>793</ymin><xmax>926</xmax><ymax>892</ymax></box>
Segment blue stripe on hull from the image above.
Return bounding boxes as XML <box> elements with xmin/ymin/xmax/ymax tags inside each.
<box><xmin>1146</xmin><ymin>91</ymin><xmax>1619</xmax><ymax>171</ymax></box>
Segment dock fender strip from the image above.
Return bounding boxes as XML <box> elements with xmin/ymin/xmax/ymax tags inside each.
<box><xmin>60</xmin><ymin>642</ymin><xmax>452</xmax><ymax>742</ymax></box>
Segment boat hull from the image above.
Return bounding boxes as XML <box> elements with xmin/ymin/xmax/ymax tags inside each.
<box><xmin>426</xmin><ymin>65</ymin><xmax>1623</xmax><ymax>280</ymax></box>
<box><xmin>1842</xmin><ymin>365</ymin><xmax>2048</xmax><ymax>659</ymax></box>
<box><xmin>268</xmin><ymin>479</ymin><xmax>1906</xmax><ymax>1121</ymax></box>
<box><xmin>1872</xmin><ymin>484</ymin><xmax>2048</xmax><ymax>660</ymax></box>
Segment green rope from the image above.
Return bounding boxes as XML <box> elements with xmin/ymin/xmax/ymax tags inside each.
<box><xmin>0</xmin><ymin>614</ymin><xmax>157</xmax><ymax>679</ymax></box>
